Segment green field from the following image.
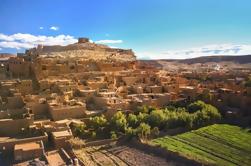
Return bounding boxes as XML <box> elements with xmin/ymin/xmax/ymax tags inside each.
<box><xmin>152</xmin><ymin>124</ymin><xmax>251</xmax><ymax>166</ymax></box>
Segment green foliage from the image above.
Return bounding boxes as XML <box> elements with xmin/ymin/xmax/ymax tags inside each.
<box><xmin>148</xmin><ymin>109</ymin><xmax>166</xmax><ymax>129</ymax></box>
<box><xmin>187</xmin><ymin>100</ymin><xmax>205</xmax><ymax>113</ymax></box>
<box><xmin>74</xmin><ymin>100</ymin><xmax>221</xmax><ymax>140</ymax></box>
<box><xmin>90</xmin><ymin>115</ymin><xmax>108</xmax><ymax>130</ymax></box>
<box><xmin>73</xmin><ymin>124</ymin><xmax>86</xmax><ymax>137</ymax></box>
<box><xmin>127</xmin><ymin>113</ymin><xmax>138</xmax><ymax>128</ymax></box>
<box><xmin>111</xmin><ymin>111</ymin><xmax>128</xmax><ymax>132</ymax></box>
<box><xmin>91</xmin><ymin>131</ymin><xmax>96</xmax><ymax>138</ymax></box>
<box><xmin>125</xmin><ymin>127</ymin><xmax>136</xmax><ymax>137</ymax></box>
<box><xmin>110</xmin><ymin>131</ymin><xmax>117</xmax><ymax>140</ymax></box>
<box><xmin>193</xmin><ymin>102</ymin><xmax>221</xmax><ymax>127</ymax></box>
<box><xmin>136</xmin><ymin>105</ymin><xmax>155</xmax><ymax>114</ymax></box>
<box><xmin>137</xmin><ymin>112</ymin><xmax>149</xmax><ymax>124</ymax></box>
<box><xmin>136</xmin><ymin>123</ymin><xmax>151</xmax><ymax>140</ymax></box>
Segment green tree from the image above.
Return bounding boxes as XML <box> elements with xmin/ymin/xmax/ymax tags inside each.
<box><xmin>125</xmin><ymin>127</ymin><xmax>136</xmax><ymax>137</ymax></box>
<box><xmin>148</xmin><ymin>109</ymin><xmax>166</xmax><ymax>129</ymax></box>
<box><xmin>136</xmin><ymin>123</ymin><xmax>151</xmax><ymax>140</ymax></box>
<box><xmin>137</xmin><ymin>112</ymin><xmax>149</xmax><ymax>124</ymax></box>
<box><xmin>127</xmin><ymin>113</ymin><xmax>138</xmax><ymax>128</ymax></box>
<box><xmin>111</xmin><ymin>111</ymin><xmax>128</xmax><ymax>132</ymax></box>
<box><xmin>187</xmin><ymin>100</ymin><xmax>205</xmax><ymax>113</ymax></box>
<box><xmin>90</xmin><ymin>115</ymin><xmax>108</xmax><ymax>130</ymax></box>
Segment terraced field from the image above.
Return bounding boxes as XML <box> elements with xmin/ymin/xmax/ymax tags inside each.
<box><xmin>152</xmin><ymin>124</ymin><xmax>251</xmax><ymax>166</ymax></box>
<box><xmin>74</xmin><ymin>145</ymin><xmax>177</xmax><ymax>166</ymax></box>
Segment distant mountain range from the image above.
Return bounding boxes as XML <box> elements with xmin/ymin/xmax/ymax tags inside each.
<box><xmin>140</xmin><ymin>55</ymin><xmax>251</xmax><ymax>64</ymax></box>
<box><xmin>164</xmin><ymin>55</ymin><xmax>251</xmax><ymax>64</ymax></box>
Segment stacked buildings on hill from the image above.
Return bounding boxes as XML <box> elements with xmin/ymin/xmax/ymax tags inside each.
<box><xmin>0</xmin><ymin>37</ymin><xmax>250</xmax><ymax>165</ymax></box>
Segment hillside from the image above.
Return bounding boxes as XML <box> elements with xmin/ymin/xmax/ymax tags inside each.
<box><xmin>139</xmin><ymin>55</ymin><xmax>251</xmax><ymax>70</ymax></box>
<box><xmin>171</xmin><ymin>55</ymin><xmax>251</xmax><ymax>64</ymax></box>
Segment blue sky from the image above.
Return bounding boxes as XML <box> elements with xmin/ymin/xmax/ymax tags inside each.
<box><xmin>0</xmin><ymin>0</ymin><xmax>251</xmax><ymax>59</ymax></box>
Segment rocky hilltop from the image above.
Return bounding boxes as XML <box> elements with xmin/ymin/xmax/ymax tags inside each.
<box><xmin>26</xmin><ymin>37</ymin><xmax>136</xmax><ymax>62</ymax></box>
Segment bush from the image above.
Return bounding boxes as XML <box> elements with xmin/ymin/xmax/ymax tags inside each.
<box><xmin>110</xmin><ymin>131</ymin><xmax>117</xmax><ymax>140</ymax></box>
<box><xmin>187</xmin><ymin>100</ymin><xmax>205</xmax><ymax>113</ymax></box>
<box><xmin>72</xmin><ymin>124</ymin><xmax>86</xmax><ymax>137</ymax></box>
<box><xmin>137</xmin><ymin>112</ymin><xmax>149</xmax><ymax>124</ymax></box>
<box><xmin>148</xmin><ymin>109</ymin><xmax>166</xmax><ymax>129</ymax></box>
<box><xmin>136</xmin><ymin>105</ymin><xmax>155</xmax><ymax>114</ymax></box>
<box><xmin>136</xmin><ymin>123</ymin><xmax>151</xmax><ymax>140</ymax></box>
<box><xmin>91</xmin><ymin>131</ymin><xmax>96</xmax><ymax>138</ymax></box>
<box><xmin>90</xmin><ymin>115</ymin><xmax>108</xmax><ymax>130</ymax></box>
<box><xmin>127</xmin><ymin>113</ymin><xmax>138</xmax><ymax>128</ymax></box>
<box><xmin>125</xmin><ymin>127</ymin><xmax>136</xmax><ymax>137</ymax></box>
<box><xmin>111</xmin><ymin>111</ymin><xmax>128</xmax><ymax>132</ymax></box>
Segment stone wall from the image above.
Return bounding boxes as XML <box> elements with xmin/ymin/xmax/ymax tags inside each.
<box><xmin>0</xmin><ymin>116</ymin><xmax>34</xmax><ymax>136</ymax></box>
<box><xmin>49</xmin><ymin>105</ymin><xmax>86</xmax><ymax>121</ymax></box>
<box><xmin>0</xmin><ymin>132</ymin><xmax>48</xmax><ymax>154</ymax></box>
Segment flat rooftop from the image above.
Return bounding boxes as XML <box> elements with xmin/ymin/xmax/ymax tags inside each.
<box><xmin>15</xmin><ymin>142</ymin><xmax>41</xmax><ymax>151</ymax></box>
<box><xmin>52</xmin><ymin>130</ymin><xmax>72</xmax><ymax>138</ymax></box>
<box><xmin>46</xmin><ymin>150</ymin><xmax>66</xmax><ymax>166</ymax></box>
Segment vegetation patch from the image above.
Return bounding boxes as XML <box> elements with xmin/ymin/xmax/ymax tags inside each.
<box><xmin>152</xmin><ymin>124</ymin><xmax>251</xmax><ymax>166</ymax></box>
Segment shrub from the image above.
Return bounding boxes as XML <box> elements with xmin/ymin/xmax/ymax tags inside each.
<box><xmin>110</xmin><ymin>131</ymin><xmax>117</xmax><ymax>140</ymax></box>
<box><xmin>137</xmin><ymin>112</ymin><xmax>149</xmax><ymax>124</ymax></box>
<box><xmin>125</xmin><ymin>127</ymin><xmax>136</xmax><ymax>138</ymax></box>
<box><xmin>187</xmin><ymin>100</ymin><xmax>205</xmax><ymax>113</ymax></box>
<box><xmin>72</xmin><ymin>124</ymin><xmax>86</xmax><ymax>137</ymax></box>
<box><xmin>111</xmin><ymin>111</ymin><xmax>128</xmax><ymax>132</ymax></box>
<box><xmin>91</xmin><ymin>131</ymin><xmax>96</xmax><ymax>138</ymax></box>
<box><xmin>136</xmin><ymin>123</ymin><xmax>151</xmax><ymax>140</ymax></box>
<box><xmin>148</xmin><ymin>109</ymin><xmax>166</xmax><ymax>129</ymax></box>
<box><xmin>127</xmin><ymin>113</ymin><xmax>138</xmax><ymax>128</ymax></box>
<box><xmin>90</xmin><ymin>115</ymin><xmax>108</xmax><ymax>130</ymax></box>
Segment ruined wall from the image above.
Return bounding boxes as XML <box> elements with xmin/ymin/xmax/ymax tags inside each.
<box><xmin>48</xmin><ymin>106</ymin><xmax>86</xmax><ymax>121</ymax></box>
<box><xmin>8</xmin><ymin>57</ymin><xmax>31</xmax><ymax>78</ymax></box>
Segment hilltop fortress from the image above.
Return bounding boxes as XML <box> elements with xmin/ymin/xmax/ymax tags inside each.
<box><xmin>27</xmin><ymin>37</ymin><xmax>136</xmax><ymax>62</ymax></box>
<box><xmin>8</xmin><ymin>38</ymin><xmax>136</xmax><ymax>80</ymax></box>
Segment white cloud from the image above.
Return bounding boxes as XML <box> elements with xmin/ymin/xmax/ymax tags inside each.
<box><xmin>95</xmin><ymin>39</ymin><xmax>123</xmax><ymax>44</ymax></box>
<box><xmin>39</xmin><ymin>27</ymin><xmax>44</xmax><ymax>30</ymax></box>
<box><xmin>136</xmin><ymin>44</ymin><xmax>251</xmax><ymax>60</ymax></box>
<box><xmin>50</xmin><ymin>26</ymin><xmax>59</xmax><ymax>31</ymax></box>
<box><xmin>0</xmin><ymin>33</ymin><xmax>77</xmax><ymax>49</ymax></box>
<box><xmin>0</xmin><ymin>48</ymin><xmax>2</xmax><ymax>50</ymax></box>
<box><xmin>0</xmin><ymin>33</ymin><xmax>124</xmax><ymax>50</ymax></box>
